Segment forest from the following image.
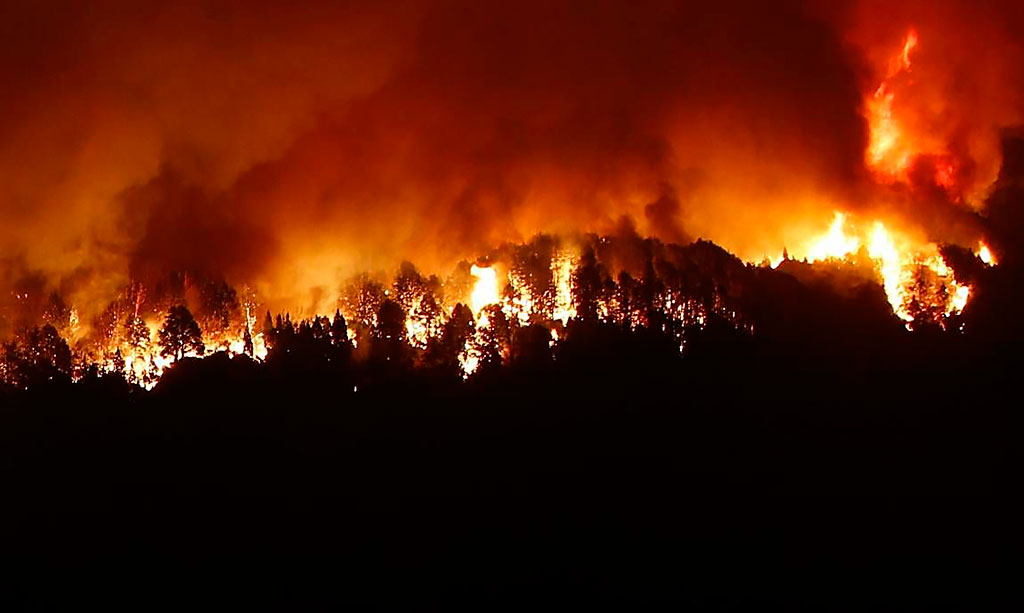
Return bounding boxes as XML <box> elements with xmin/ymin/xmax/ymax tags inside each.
<box><xmin>1</xmin><ymin>132</ymin><xmax>1023</xmax><ymax>608</ymax></box>
<box><xmin>1</xmin><ymin>164</ymin><xmax>1020</xmax><ymax>606</ymax></box>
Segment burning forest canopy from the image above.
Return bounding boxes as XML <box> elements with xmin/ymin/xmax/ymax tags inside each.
<box><xmin>2</xmin><ymin>0</ymin><xmax>1024</xmax><ymax>388</ymax></box>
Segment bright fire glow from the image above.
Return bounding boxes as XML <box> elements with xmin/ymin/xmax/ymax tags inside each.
<box><xmin>470</xmin><ymin>265</ymin><xmax>499</xmax><ymax>315</ymax></box>
<box><xmin>789</xmin><ymin>211</ymin><xmax>972</xmax><ymax>324</ymax></box>
<box><xmin>806</xmin><ymin>212</ymin><xmax>861</xmax><ymax>262</ymax></box>
<box><xmin>866</xmin><ymin>29</ymin><xmax>919</xmax><ymax>181</ymax></box>
<box><xmin>96</xmin><ymin>320</ymin><xmax>268</xmax><ymax>391</ymax></box>
<box><xmin>863</xmin><ymin>27</ymin><xmax>969</xmax><ymax>199</ymax></box>
<box><xmin>977</xmin><ymin>242</ymin><xmax>997</xmax><ymax>266</ymax></box>
<box><xmin>551</xmin><ymin>251</ymin><xmax>577</xmax><ymax>325</ymax></box>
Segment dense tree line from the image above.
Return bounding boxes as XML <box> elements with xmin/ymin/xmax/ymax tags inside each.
<box><xmin>0</xmin><ymin>231</ymin><xmax>1001</xmax><ymax>392</ymax></box>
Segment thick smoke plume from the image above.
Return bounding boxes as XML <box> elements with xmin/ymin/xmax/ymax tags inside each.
<box><xmin>1</xmin><ymin>0</ymin><xmax>1022</xmax><ymax>323</ymax></box>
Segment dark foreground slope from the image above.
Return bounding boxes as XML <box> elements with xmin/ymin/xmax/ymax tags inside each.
<box><xmin>0</xmin><ymin>319</ymin><xmax>1019</xmax><ymax>609</ymax></box>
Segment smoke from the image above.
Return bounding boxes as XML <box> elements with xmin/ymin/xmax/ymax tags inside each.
<box><xmin>1</xmin><ymin>0</ymin><xmax>1022</xmax><ymax>321</ymax></box>
<box><xmin>835</xmin><ymin>0</ymin><xmax>1024</xmax><ymax>245</ymax></box>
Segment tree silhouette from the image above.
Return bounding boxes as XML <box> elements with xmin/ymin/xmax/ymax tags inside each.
<box><xmin>243</xmin><ymin>326</ymin><xmax>254</xmax><ymax>357</ymax></box>
<box><xmin>343</xmin><ymin>275</ymin><xmax>385</xmax><ymax>329</ymax></box>
<box><xmin>475</xmin><ymin>304</ymin><xmax>511</xmax><ymax>370</ymax></box>
<box><xmin>197</xmin><ymin>281</ymin><xmax>241</xmax><ymax>347</ymax></box>
<box><xmin>16</xmin><ymin>324</ymin><xmax>73</xmax><ymax>385</ymax></box>
<box><xmin>158</xmin><ymin>305</ymin><xmax>205</xmax><ymax>361</ymax></box>
<box><xmin>371</xmin><ymin>299</ymin><xmax>407</xmax><ymax>364</ymax></box>
<box><xmin>511</xmin><ymin>323</ymin><xmax>553</xmax><ymax>367</ymax></box>
<box><xmin>0</xmin><ymin>341</ymin><xmax>26</xmax><ymax>387</ymax></box>
<box><xmin>124</xmin><ymin>315</ymin><xmax>151</xmax><ymax>354</ymax></box>
<box><xmin>431</xmin><ymin>303</ymin><xmax>475</xmax><ymax>374</ymax></box>
<box><xmin>110</xmin><ymin>347</ymin><xmax>125</xmax><ymax>375</ymax></box>
<box><xmin>331</xmin><ymin>310</ymin><xmax>349</xmax><ymax>347</ymax></box>
<box><xmin>42</xmin><ymin>291</ymin><xmax>72</xmax><ymax>333</ymax></box>
<box><xmin>393</xmin><ymin>262</ymin><xmax>444</xmax><ymax>348</ymax></box>
<box><xmin>312</xmin><ymin>316</ymin><xmax>331</xmax><ymax>342</ymax></box>
<box><xmin>262</xmin><ymin>310</ymin><xmax>276</xmax><ymax>348</ymax></box>
<box><xmin>572</xmin><ymin>247</ymin><xmax>605</xmax><ymax>321</ymax></box>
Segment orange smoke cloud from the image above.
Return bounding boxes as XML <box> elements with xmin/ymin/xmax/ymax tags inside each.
<box><xmin>846</xmin><ymin>1</ymin><xmax>1024</xmax><ymax>205</ymax></box>
<box><xmin>0</xmin><ymin>0</ymin><xmax>1022</xmax><ymax>323</ymax></box>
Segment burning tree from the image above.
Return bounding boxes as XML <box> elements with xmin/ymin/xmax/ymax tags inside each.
<box><xmin>198</xmin><ymin>280</ymin><xmax>241</xmax><ymax>346</ymax></box>
<box><xmin>503</xmin><ymin>236</ymin><xmax>558</xmax><ymax>325</ymax></box>
<box><xmin>158</xmin><ymin>305</ymin><xmax>205</xmax><ymax>361</ymax></box>
<box><xmin>123</xmin><ymin>315</ymin><xmax>151</xmax><ymax>354</ymax></box>
<box><xmin>572</xmin><ymin>247</ymin><xmax>607</xmax><ymax>322</ymax></box>
<box><xmin>341</xmin><ymin>274</ymin><xmax>387</xmax><ymax>352</ymax></box>
<box><xmin>393</xmin><ymin>262</ymin><xmax>445</xmax><ymax>349</ymax></box>
<box><xmin>474</xmin><ymin>304</ymin><xmax>511</xmax><ymax>372</ymax></box>
<box><xmin>26</xmin><ymin>324</ymin><xmax>72</xmax><ymax>379</ymax></box>
<box><xmin>903</xmin><ymin>263</ymin><xmax>951</xmax><ymax>331</ymax></box>
<box><xmin>0</xmin><ymin>325</ymin><xmax>73</xmax><ymax>387</ymax></box>
<box><xmin>433</xmin><ymin>303</ymin><xmax>476</xmax><ymax>375</ymax></box>
<box><xmin>330</xmin><ymin>310</ymin><xmax>349</xmax><ymax>347</ymax></box>
<box><xmin>42</xmin><ymin>292</ymin><xmax>73</xmax><ymax>337</ymax></box>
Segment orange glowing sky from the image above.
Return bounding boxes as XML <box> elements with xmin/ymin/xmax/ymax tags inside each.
<box><xmin>0</xmin><ymin>0</ymin><xmax>1022</xmax><ymax>318</ymax></box>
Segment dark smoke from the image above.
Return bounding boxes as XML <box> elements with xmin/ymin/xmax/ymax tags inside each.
<box><xmin>0</xmin><ymin>0</ymin><xmax>1021</xmax><ymax>321</ymax></box>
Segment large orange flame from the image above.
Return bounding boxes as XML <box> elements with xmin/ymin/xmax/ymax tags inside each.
<box><xmin>866</xmin><ymin>29</ymin><xmax>919</xmax><ymax>180</ymax></box>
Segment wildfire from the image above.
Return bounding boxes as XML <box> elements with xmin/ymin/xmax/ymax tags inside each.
<box><xmin>866</xmin><ymin>29</ymin><xmax>919</xmax><ymax>182</ymax></box>
<box><xmin>103</xmin><ymin>320</ymin><xmax>269</xmax><ymax>390</ymax></box>
<box><xmin>783</xmin><ymin>211</ymin><xmax>971</xmax><ymax>325</ymax></box>
<box><xmin>470</xmin><ymin>265</ymin><xmax>500</xmax><ymax>314</ymax></box>
<box><xmin>863</xmin><ymin>27</ymin><xmax>976</xmax><ymax>200</ymax></box>
<box><xmin>977</xmin><ymin>242</ymin><xmax>997</xmax><ymax>266</ymax></box>
<box><xmin>806</xmin><ymin>212</ymin><xmax>861</xmax><ymax>262</ymax></box>
<box><xmin>551</xmin><ymin>251</ymin><xmax>577</xmax><ymax>325</ymax></box>
<box><xmin>2</xmin><ymin>6</ymin><xmax>1021</xmax><ymax>398</ymax></box>
<box><xmin>764</xmin><ymin>26</ymin><xmax>1002</xmax><ymax>326</ymax></box>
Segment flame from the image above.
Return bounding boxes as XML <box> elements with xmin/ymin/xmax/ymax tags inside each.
<box><xmin>463</xmin><ymin>264</ymin><xmax>504</xmax><ymax>378</ymax></box>
<box><xmin>498</xmin><ymin>248</ymin><xmax>577</xmax><ymax>327</ymax></box>
<box><xmin>865</xmin><ymin>222</ymin><xmax>904</xmax><ymax>316</ymax></box>
<box><xmin>863</xmin><ymin>28</ymin><xmax>971</xmax><ymax>199</ymax></box>
<box><xmin>470</xmin><ymin>264</ymin><xmax>499</xmax><ymax>315</ymax></box>
<box><xmin>5</xmin><ymin>10</ymin><xmax>1019</xmax><ymax>394</ymax></box>
<box><xmin>866</xmin><ymin>29</ymin><xmax>918</xmax><ymax>181</ymax></box>
<box><xmin>36</xmin><ymin>213</ymin><xmax>983</xmax><ymax>390</ymax></box>
<box><xmin>766</xmin><ymin>27</ymin><xmax>1002</xmax><ymax>325</ymax></box>
<box><xmin>502</xmin><ymin>268</ymin><xmax>534</xmax><ymax>327</ymax></box>
<box><xmin>405</xmin><ymin>317</ymin><xmax>429</xmax><ymax>349</ymax></box>
<box><xmin>551</xmin><ymin>251</ymin><xmax>577</xmax><ymax>325</ymax></box>
<box><xmin>790</xmin><ymin>211</ymin><xmax>971</xmax><ymax>324</ymax></box>
<box><xmin>806</xmin><ymin>212</ymin><xmax>860</xmax><ymax>261</ymax></box>
<box><xmin>94</xmin><ymin>319</ymin><xmax>268</xmax><ymax>390</ymax></box>
<box><xmin>977</xmin><ymin>242</ymin><xmax>996</xmax><ymax>266</ymax></box>
<box><xmin>458</xmin><ymin>348</ymin><xmax>480</xmax><ymax>378</ymax></box>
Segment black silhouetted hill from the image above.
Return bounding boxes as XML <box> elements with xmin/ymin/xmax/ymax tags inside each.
<box><xmin>0</xmin><ymin>302</ymin><xmax>1017</xmax><ymax>608</ymax></box>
